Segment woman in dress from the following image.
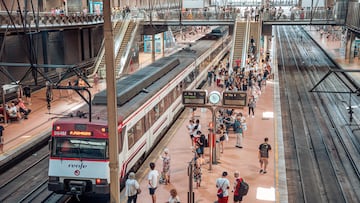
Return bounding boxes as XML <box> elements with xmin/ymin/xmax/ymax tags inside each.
<box><xmin>193</xmin><ymin>153</ymin><xmax>202</xmax><ymax>188</ymax></box>
<box><xmin>160</xmin><ymin>148</ymin><xmax>171</xmax><ymax>184</ymax></box>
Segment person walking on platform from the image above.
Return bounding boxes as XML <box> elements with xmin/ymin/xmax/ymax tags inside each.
<box><xmin>23</xmin><ymin>85</ymin><xmax>31</xmax><ymax>105</ymax></box>
<box><xmin>233</xmin><ymin>171</ymin><xmax>244</xmax><ymax>203</ymax></box>
<box><xmin>259</xmin><ymin>137</ymin><xmax>272</xmax><ymax>174</ymax></box>
<box><xmin>166</xmin><ymin>188</ymin><xmax>180</xmax><ymax>203</ymax></box>
<box><xmin>248</xmin><ymin>95</ymin><xmax>256</xmax><ymax>118</ymax></box>
<box><xmin>125</xmin><ymin>172</ymin><xmax>141</xmax><ymax>203</ymax></box>
<box><xmin>193</xmin><ymin>152</ymin><xmax>202</xmax><ymax>188</ymax></box>
<box><xmin>216</xmin><ymin>171</ymin><xmax>230</xmax><ymax>203</ymax></box>
<box><xmin>148</xmin><ymin>162</ymin><xmax>159</xmax><ymax>203</ymax></box>
<box><xmin>0</xmin><ymin>125</ymin><xmax>4</xmax><ymax>152</ymax></box>
<box><xmin>159</xmin><ymin>148</ymin><xmax>171</xmax><ymax>184</ymax></box>
<box><xmin>207</xmin><ymin>70</ymin><xmax>213</xmax><ymax>86</ymax></box>
<box><xmin>234</xmin><ymin>116</ymin><xmax>243</xmax><ymax>148</ymax></box>
<box><xmin>187</xmin><ymin>119</ymin><xmax>195</xmax><ymax>146</ymax></box>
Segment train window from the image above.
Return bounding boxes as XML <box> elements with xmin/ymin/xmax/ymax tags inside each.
<box><xmin>119</xmin><ymin>126</ymin><xmax>125</xmax><ymax>152</ymax></box>
<box><xmin>154</xmin><ymin>104</ymin><xmax>160</xmax><ymax>121</ymax></box>
<box><xmin>127</xmin><ymin>118</ymin><xmax>145</xmax><ymax>149</ymax></box>
<box><xmin>52</xmin><ymin>137</ymin><xmax>108</xmax><ymax>159</ymax></box>
<box><xmin>127</xmin><ymin>127</ymin><xmax>135</xmax><ymax>149</ymax></box>
<box><xmin>159</xmin><ymin>99</ymin><xmax>165</xmax><ymax>116</ymax></box>
<box><xmin>134</xmin><ymin>118</ymin><xmax>144</xmax><ymax>141</ymax></box>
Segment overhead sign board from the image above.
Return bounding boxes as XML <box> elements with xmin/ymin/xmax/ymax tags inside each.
<box><xmin>182</xmin><ymin>90</ymin><xmax>207</xmax><ymax>105</ymax></box>
<box><xmin>223</xmin><ymin>91</ymin><xmax>247</xmax><ymax>107</ymax></box>
<box><xmin>183</xmin><ymin>0</ymin><xmax>204</xmax><ymax>8</ymax></box>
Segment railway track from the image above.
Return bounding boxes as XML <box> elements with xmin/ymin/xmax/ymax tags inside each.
<box><xmin>276</xmin><ymin>25</ymin><xmax>360</xmax><ymax>203</ymax></box>
<box><xmin>0</xmin><ymin>146</ymin><xmax>50</xmax><ymax>202</ymax></box>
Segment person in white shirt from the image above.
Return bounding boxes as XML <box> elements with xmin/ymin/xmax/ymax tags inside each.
<box><xmin>187</xmin><ymin>119</ymin><xmax>195</xmax><ymax>145</ymax></box>
<box><xmin>166</xmin><ymin>188</ymin><xmax>180</xmax><ymax>203</ymax></box>
<box><xmin>216</xmin><ymin>171</ymin><xmax>231</xmax><ymax>203</ymax></box>
<box><xmin>125</xmin><ymin>172</ymin><xmax>140</xmax><ymax>203</ymax></box>
<box><xmin>148</xmin><ymin>162</ymin><xmax>159</xmax><ymax>203</ymax></box>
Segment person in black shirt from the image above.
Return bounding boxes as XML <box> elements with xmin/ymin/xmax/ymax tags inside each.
<box><xmin>23</xmin><ymin>86</ymin><xmax>31</xmax><ymax>104</ymax></box>
<box><xmin>258</xmin><ymin>137</ymin><xmax>271</xmax><ymax>174</ymax></box>
<box><xmin>0</xmin><ymin>125</ymin><xmax>4</xmax><ymax>152</ymax></box>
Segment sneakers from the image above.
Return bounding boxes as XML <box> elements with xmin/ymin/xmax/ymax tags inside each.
<box><xmin>259</xmin><ymin>169</ymin><xmax>263</xmax><ymax>174</ymax></box>
<box><xmin>259</xmin><ymin>169</ymin><xmax>267</xmax><ymax>174</ymax></box>
<box><xmin>235</xmin><ymin>145</ymin><xmax>243</xmax><ymax>148</ymax></box>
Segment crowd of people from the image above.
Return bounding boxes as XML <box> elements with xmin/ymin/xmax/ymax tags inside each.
<box><xmin>125</xmin><ymin>37</ymin><xmax>274</xmax><ymax>202</ymax></box>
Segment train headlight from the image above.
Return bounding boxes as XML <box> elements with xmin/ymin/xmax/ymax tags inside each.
<box><xmin>49</xmin><ymin>176</ymin><xmax>59</xmax><ymax>182</ymax></box>
<box><xmin>96</xmin><ymin>178</ymin><xmax>108</xmax><ymax>185</ymax></box>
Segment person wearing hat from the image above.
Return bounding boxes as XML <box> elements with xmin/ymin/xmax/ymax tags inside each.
<box><xmin>216</xmin><ymin>171</ymin><xmax>231</xmax><ymax>203</ymax></box>
<box><xmin>125</xmin><ymin>172</ymin><xmax>141</xmax><ymax>203</ymax></box>
<box><xmin>160</xmin><ymin>148</ymin><xmax>171</xmax><ymax>184</ymax></box>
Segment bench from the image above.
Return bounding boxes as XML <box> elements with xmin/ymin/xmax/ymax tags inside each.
<box><xmin>0</xmin><ymin>107</ymin><xmax>20</xmax><ymax>123</ymax></box>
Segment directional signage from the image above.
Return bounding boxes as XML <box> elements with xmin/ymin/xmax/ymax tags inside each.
<box><xmin>222</xmin><ymin>91</ymin><xmax>247</xmax><ymax>107</ymax></box>
<box><xmin>182</xmin><ymin>90</ymin><xmax>207</xmax><ymax>105</ymax></box>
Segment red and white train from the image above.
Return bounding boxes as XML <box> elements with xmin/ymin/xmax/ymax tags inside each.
<box><xmin>48</xmin><ymin>29</ymin><xmax>231</xmax><ymax>195</ymax></box>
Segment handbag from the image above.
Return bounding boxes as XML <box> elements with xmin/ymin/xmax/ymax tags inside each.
<box><xmin>137</xmin><ymin>188</ymin><xmax>141</xmax><ymax>194</ymax></box>
<box><xmin>217</xmin><ymin>188</ymin><xmax>224</xmax><ymax>198</ymax></box>
<box><xmin>217</xmin><ymin>181</ymin><xmax>225</xmax><ymax>198</ymax></box>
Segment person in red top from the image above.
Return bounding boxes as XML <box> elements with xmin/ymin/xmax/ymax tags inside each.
<box><xmin>235</xmin><ymin>58</ymin><xmax>241</xmax><ymax>68</ymax></box>
<box><xmin>17</xmin><ymin>98</ymin><xmax>31</xmax><ymax>119</ymax></box>
<box><xmin>233</xmin><ymin>171</ymin><xmax>244</xmax><ymax>202</ymax></box>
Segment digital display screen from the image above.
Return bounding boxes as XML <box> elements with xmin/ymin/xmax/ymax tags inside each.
<box><xmin>223</xmin><ymin>92</ymin><xmax>247</xmax><ymax>107</ymax></box>
<box><xmin>182</xmin><ymin>91</ymin><xmax>207</xmax><ymax>105</ymax></box>
<box><xmin>68</xmin><ymin>131</ymin><xmax>93</xmax><ymax>136</ymax></box>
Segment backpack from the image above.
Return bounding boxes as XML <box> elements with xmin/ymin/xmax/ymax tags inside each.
<box><xmin>260</xmin><ymin>143</ymin><xmax>269</xmax><ymax>157</ymax></box>
<box><xmin>237</xmin><ymin>178</ymin><xmax>249</xmax><ymax>196</ymax></box>
<box><xmin>201</xmin><ymin>134</ymin><xmax>208</xmax><ymax>147</ymax></box>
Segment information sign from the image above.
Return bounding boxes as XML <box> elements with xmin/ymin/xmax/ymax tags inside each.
<box><xmin>222</xmin><ymin>91</ymin><xmax>247</xmax><ymax>107</ymax></box>
<box><xmin>182</xmin><ymin>90</ymin><xmax>207</xmax><ymax>105</ymax></box>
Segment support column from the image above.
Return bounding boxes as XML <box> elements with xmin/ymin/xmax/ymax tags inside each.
<box><xmin>162</xmin><ymin>32</ymin><xmax>165</xmax><ymax>57</ymax></box>
<box><xmin>345</xmin><ymin>32</ymin><xmax>355</xmax><ymax>61</ymax></box>
<box><xmin>103</xmin><ymin>0</ymin><xmax>120</xmax><ymax>202</ymax></box>
<box><xmin>152</xmin><ymin>34</ymin><xmax>156</xmax><ymax>62</ymax></box>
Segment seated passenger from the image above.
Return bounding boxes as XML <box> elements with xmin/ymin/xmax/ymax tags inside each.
<box><xmin>17</xmin><ymin>99</ymin><xmax>31</xmax><ymax>119</ymax></box>
<box><xmin>6</xmin><ymin>102</ymin><xmax>21</xmax><ymax>120</ymax></box>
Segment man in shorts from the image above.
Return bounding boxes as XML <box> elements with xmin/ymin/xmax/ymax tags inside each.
<box><xmin>258</xmin><ymin>137</ymin><xmax>271</xmax><ymax>174</ymax></box>
<box><xmin>148</xmin><ymin>162</ymin><xmax>159</xmax><ymax>203</ymax></box>
<box><xmin>23</xmin><ymin>85</ymin><xmax>31</xmax><ymax>104</ymax></box>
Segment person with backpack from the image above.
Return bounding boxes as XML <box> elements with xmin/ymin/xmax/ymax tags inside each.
<box><xmin>232</xmin><ymin>171</ymin><xmax>248</xmax><ymax>202</ymax></box>
<box><xmin>259</xmin><ymin>137</ymin><xmax>272</xmax><ymax>174</ymax></box>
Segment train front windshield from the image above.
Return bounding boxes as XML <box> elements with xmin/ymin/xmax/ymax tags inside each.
<box><xmin>51</xmin><ymin>137</ymin><xmax>108</xmax><ymax>160</ymax></box>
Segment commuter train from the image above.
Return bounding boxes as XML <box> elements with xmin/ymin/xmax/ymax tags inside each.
<box><xmin>48</xmin><ymin>32</ymin><xmax>231</xmax><ymax>195</ymax></box>
<box><xmin>202</xmin><ymin>26</ymin><xmax>229</xmax><ymax>40</ymax></box>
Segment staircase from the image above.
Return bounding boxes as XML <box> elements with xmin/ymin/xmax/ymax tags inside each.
<box><xmin>91</xmin><ymin>21</ymin><xmax>123</xmax><ymax>79</ymax></box>
<box><xmin>231</xmin><ymin>21</ymin><xmax>247</xmax><ymax>69</ymax></box>
<box><xmin>114</xmin><ymin>21</ymin><xmax>136</xmax><ymax>77</ymax></box>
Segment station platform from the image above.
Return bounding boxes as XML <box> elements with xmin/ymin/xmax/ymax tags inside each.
<box><xmin>305</xmin><ymin>26</ymin><xmax>360</xmax><ymax>81</ymax></box>
<box><xmin>120</xmin><ymin>75</ymin><xmax>282</xmax><ymax>203</ymax></box>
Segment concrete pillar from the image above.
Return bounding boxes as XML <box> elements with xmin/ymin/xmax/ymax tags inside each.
<box><xmin>152</xmin><ymin>34</ymin><xmax>155</xmax><ymax>62</ymax></box>
<box><xmin>162</xmin><ymin>32</ymin><xmax>165</xmax><ymax>57</ymax></box>
<box><xmin>345</xmin><ymin>31</ymin><xmax>355</xmax><ymax>61</ymax></box>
